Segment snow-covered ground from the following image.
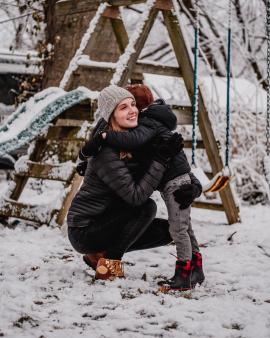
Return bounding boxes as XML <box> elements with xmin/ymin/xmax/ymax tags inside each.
<box><xmin>1</xmin><ymin>193</ymin><xmax>270</xmax><ymax>338</ymax></box>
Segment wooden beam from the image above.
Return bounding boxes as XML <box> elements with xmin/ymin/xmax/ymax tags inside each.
<box><xmin>44</xmin><ymin>125</ymin><xmax>92</xmax><ymax>141</ymax></box>
<box><xmin>77</xmin><ymin>61</ymin><xmax>180</xmax><ymax>77</ymax></box>
<box><xmin>192</xmin><ymin>201</ymin><xmax>224</xmax><ymax>211</ymax></box>
<box><xmin>57</xmin><ymin>173</ymin><xmax>83</xmax><ymax>226</ymax></box>
<box><xmin>56</xmin><ymin>0</ymin><xmax>147</xmax><ymax>16</ymax></box>
<box><xmin>0</xmin><ymin>199</ymin><xmax>57</xmax><ymax>224</ymax></box>
<box><xmin>109</xmin><ymin>0</ymin><xmax>146</xmax><ymax>5</ymax></box>
<box><xmin>16</xmin><ymin>162</ymin><xmax>75</xmax><ymax>182</ymax></box>
<box><xmin>109</xmin><ymin>6</ymin><xmax>145</xmax><ymax>83</ymax></box>
<box><xmin>56</xmin><ymin>0</ymin><xmax>100</xmax><ymax>16</ymax></box>
<box><xmin>184</xmin><ymin>140</ymin><xmax>204</xmax><ymax>149</ymax></box>
<box><xmin>155</xmin><ymin>0</ymin><xmax>173</xmax><ymax>11</ymax></box>
<box><xmin>110</xmin><ymin>8</ymin><xmax>129</xmax><ymax>53</ymax></box>
<box><xmin>163</xmin><ymin>9</ymin><xmax>240</xmax><ymax>224</ymax></box>
<box><xmin>135</xmin><ymin>61</ymin><xmax>180</xmax><ymax>77</ymax></box>
<box><xmin>172</xmin><ymin>104</ymin><xmax>192</xmax><ymax>124</ymax></box>
<box><xmin>116</xmin><ymin>7</ymin><xmax>159</xmax><ymax>86</ymax></box>
<box><xmin>55</xmin><ymin>119</ymin><xmax>87</xmax><ymax>127</ymax></box>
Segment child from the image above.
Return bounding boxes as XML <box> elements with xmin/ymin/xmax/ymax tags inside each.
<box><xmin>79</xmin><ymin>84</ymin><xmax>205</xmax><ymax>291</ymax></box>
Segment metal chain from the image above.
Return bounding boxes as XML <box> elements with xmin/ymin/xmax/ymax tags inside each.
<box><xmin>191</xmin><ymin>0</ymin><xmax>199</xmax><ymax>166</ymax></box>
<box><xmin>266</xmin><ymin>0</ymin><xmax>270</xmax><ymax>156</ymax></box>
<box><xmin>225</xmin><ymin>0</ymin><xmax>232</xmax><ymax>167</ymax></box>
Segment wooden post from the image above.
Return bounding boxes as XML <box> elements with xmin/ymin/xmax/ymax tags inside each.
<box><xmin>57</xmin><ymin>173</ymin><xmax>83</xmax><ymax>226</ymax></box>
<box><xmin>162</xmin><ymin>9</ymin><xmax>240</xmax><ymax>224</ymax></box>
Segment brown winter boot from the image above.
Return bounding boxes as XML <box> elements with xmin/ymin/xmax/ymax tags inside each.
<box><xmin>83</xmin><ymin>251</ymin><xmax>106</xmax><ymax>270</ymax></box>
<box><xmin>95</xmin><ymin>258</ymin><xmax>124</xmax><ymax>280</ymax></box>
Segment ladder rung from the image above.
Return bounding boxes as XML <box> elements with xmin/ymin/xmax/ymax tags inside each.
<box><xmin>44</xmin><ymin>125</ymin><xmax>92</xmax><ymax>141</ymax></box>
<box><xmin>184</xmin><ymin>140</ymin><xmax>204</xmax><ymax>149</ymax></box>
<box><xmin>135</xmin><ymin>61</ymin><xmax>180</xmax><ymax>77</ymax></box>
<box><xmin>192</xmin><ymin>201</ymin><xmax>225</xmax><ymax>211</ymax></box>
<box><xmin>78</xmin><ymin>61</ymin><xmax>181</xmax><ymax>77</ymax></box>
<box><xmin>0</xmin><ymin>199</ymin><xmax>57</xmax><ymax>224</ymax></box>
<box><xmin>56</xmin><ymin>0</ymin><xmax>146</xmax><ymax>16</ymax></box>
<box><xmin>15</xmin><ymin>162</ymin><xmax>75</xmax><ymax>182</ymax></box>
<box><xmin>171</xmin><ymin>105</ymin><xmax>192</xmax><ymax>125</ymax></box>
<box><xmin>110</xmin><ymin>0</ymin><xmax>146</xmax><ymax>5</ymax></box>
<box><xmin>55</xmin><ymin>119</ymin><xmax>89</xmax><ymax>127</ymax></box>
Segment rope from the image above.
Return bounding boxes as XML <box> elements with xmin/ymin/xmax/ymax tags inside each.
<box><xmin>225</xmin><ymin>0</ymin><xmax>232</xmax><ymax>167</ymax></box>
<box><xmin>266</xmin><ymin>0</ymin><xmax>270</xmax><ymax>156</ymax></box>
<box><xmin>191</xmin><ymin>0</ymin><xmax>199</xmax><ymax>166</ymax></box>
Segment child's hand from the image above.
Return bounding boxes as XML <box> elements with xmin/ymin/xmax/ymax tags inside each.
<box><xmin>173</xmin><ymin>183</ymin><xmax>200</xmax><ymax>209</ymax></box>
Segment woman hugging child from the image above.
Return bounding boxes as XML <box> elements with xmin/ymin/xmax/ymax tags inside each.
<box><xmin>78</xmin><ymin>84</ymin><xmax>205</xmax><ymax>291</ymax></box>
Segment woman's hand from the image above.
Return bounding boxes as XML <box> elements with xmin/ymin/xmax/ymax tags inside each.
<box><xmin>153</xmin><ymin>133</ymin><xmax>184</xmax><ymax>165</ymax></box>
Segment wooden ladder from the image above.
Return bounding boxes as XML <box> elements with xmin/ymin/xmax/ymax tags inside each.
<box><xmin>0</xmin><ymin>0</ymin><xmax>240</xmax><ymax>226</ymax></box>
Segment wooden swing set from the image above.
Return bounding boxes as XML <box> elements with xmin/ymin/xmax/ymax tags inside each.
<box><xmin>0</xmin><ymin>0</ymin><xmax>240</xmax><ymax>226</ymax></box>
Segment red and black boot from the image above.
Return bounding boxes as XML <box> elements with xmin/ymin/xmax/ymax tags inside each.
<box><xmin>191</xmin><ymin>252</ymin><xmax>205</xmax><ymax>288</ymax></box>
<box><xmin>158</xmin><ymin>260</ymin><xmax>192</xmax><ymax>292</ymax></box>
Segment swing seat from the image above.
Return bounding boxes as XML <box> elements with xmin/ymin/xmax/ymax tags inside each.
<box><xmin>204</xmin><ymin>174</ymin><xmax>230</xmax><ymax>193</ymax></box>
<box><xmin>191</xmin><ymin>167</ymin><xmax>231</xmax><ymax>193</ymax></box>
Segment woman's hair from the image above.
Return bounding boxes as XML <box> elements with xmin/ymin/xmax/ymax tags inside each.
<box><xmin>107</xmin><ymin>102</ymin><xmax>132</xmax><ymax>160</ymax></box>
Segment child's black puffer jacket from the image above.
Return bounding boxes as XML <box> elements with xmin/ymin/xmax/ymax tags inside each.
<box><xmin>105</xmin><ymin>99</ymin><xmax>191</xmax><ymax>189</ymax></box>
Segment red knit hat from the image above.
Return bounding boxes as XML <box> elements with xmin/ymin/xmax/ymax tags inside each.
<box><xmin>124</xmin><ymin>84</ymin><xmax>154</xmax><ymax>112</ymax></box>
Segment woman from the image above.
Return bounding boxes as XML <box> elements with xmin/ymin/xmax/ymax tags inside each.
<box><xmin>67</xmin><ymin>85</ymin><xmax>181</xmax><ymax>281</ymax></box>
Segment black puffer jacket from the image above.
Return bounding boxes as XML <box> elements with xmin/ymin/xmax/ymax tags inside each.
<box><xmin>105</xmin><ymin>99</ymin><xmax>191</xmax><ymax>189</ymax></box>
<box><xmin>67</xmin><ymin>146</ymin><xmax>166</xmax><ymax>227</ymax></box>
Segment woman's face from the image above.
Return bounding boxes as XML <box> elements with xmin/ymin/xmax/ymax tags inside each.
<box><xmin>111</xmin><ymin>98</ymin><xmax>138</xmax><ymax>131</ymax></box>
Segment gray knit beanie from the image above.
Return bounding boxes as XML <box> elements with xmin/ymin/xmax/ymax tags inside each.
<box><xmin>95</xmin><ymin>85</ymin><xmax>135</xmax><ymax>122</ymax></box>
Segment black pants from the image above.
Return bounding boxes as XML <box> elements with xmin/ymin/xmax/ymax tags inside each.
<box><xmin>68</xmin><ymin>199</ymin><xmax>172</xmax><ymax>260</ymax></box>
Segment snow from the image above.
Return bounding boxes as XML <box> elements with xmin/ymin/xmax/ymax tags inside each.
<box><xmin>143</xmin><ymin>73</ymin><xmax>267</xmax><ymax>114</ymax></box>
<box><xmin>77</xmin><ymin>55</ymin><xmax>116</xmax><ymax>70</ymax></box>
<box><xmin>0</xmin><ymin>191</ymin><xmax>269</xmax><ymax>338</ymax></box>
<box><xmin>14</xmin><ymin>156</ymin><xmax>75</xmax><ymax>182</ymax></box>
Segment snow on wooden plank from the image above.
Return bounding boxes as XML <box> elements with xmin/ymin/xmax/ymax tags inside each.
<box><xmin>78</xmin><ymin>55</ymin><xmax>181</xmax><ymax>77</ymax></box>
<box><xmin>15</xmin><ymin>161</ymin><xmax>75</xmax><ymax>182</ymax></box>
<box><xmin>0</xmin><ymin>199</ymin><xmax>57</xmax><ymax>224</ymax></box>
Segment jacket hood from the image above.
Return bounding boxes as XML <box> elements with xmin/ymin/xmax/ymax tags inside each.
<box><xmin>140</xmin><ymin>99</ymin><xmax>177</xmax><ymax>131</ymax></box>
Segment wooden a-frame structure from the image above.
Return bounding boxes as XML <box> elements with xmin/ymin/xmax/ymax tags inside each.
<box><xmin>0</xmin><ymin>0</ymin><xmax>240</xmax><ymax>226</ymax></box>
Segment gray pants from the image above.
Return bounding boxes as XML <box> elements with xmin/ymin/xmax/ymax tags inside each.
<box><xmin>161</xmin><ymin>174</ymin><xmax>199</xmax><ymax>261</ymax></box>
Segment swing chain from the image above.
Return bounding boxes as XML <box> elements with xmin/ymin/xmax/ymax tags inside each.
<box><xmin>191</xmin><ymin>0</ymin><xmax>199</xmax><ymax>166</ymax></box>
<box><xmin>225</xmin><ymin>0</ymin><xmax>232</xmax><ymax>167</ymax></box>
<box><xmin>266</xmin><ymin>0</ymin><xmax>270</xmax><ymax>156</ymax></box>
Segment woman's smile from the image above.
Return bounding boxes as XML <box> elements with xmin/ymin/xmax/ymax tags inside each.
<box><xmin>127</xmin><ymin>114</ymin><xmax>137</xmax><ymax>121</ymax></box>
